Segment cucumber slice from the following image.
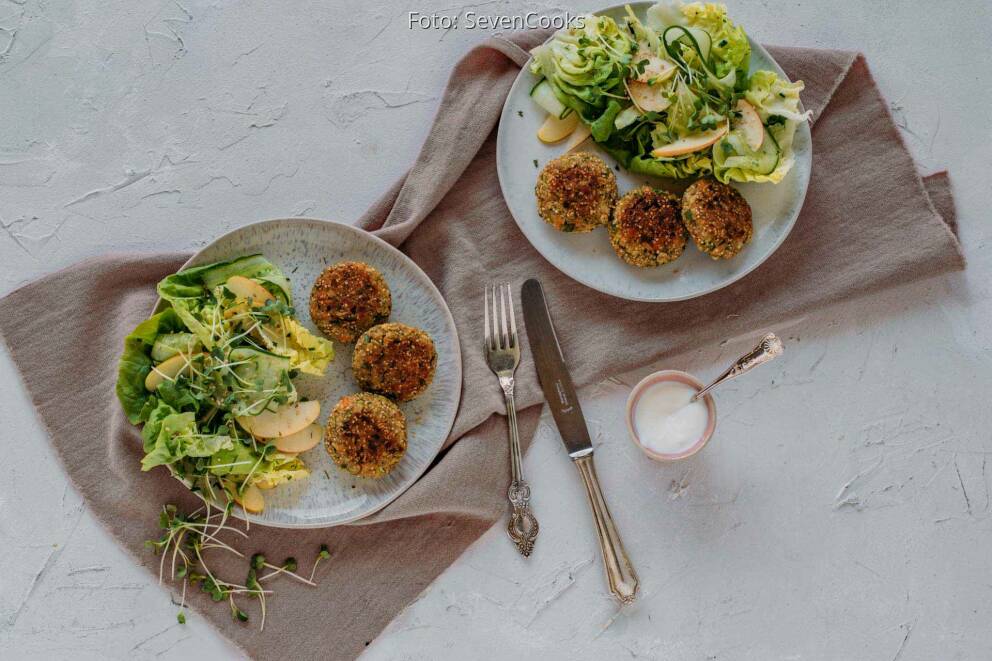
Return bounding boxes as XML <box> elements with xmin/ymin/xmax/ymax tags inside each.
<box><xmin>662</xmin><ymin>26</ymin><xmax>715</xmax><ymax>76</ymax></box>
<box><xmin>687</xmin><ymin>27</ymin><xmax>711</xmax><ymax>61</ymax></box>
<box><xmin>151</xmin><ymin>332</ymin><xmax>200</xmax><ymax>362</ymax></box>
<box><xmin>663</xmin><ymin>26</ymin><xmax>711</xmax><ymax>63</ymax></box>
<box><xmin>747</xmin><ymin>128</ymin><xmax>781</xmax><ymax>174</ymax></box>
<box><xmin>228</xmin><ymin>347</ymin><xmax>296</xmax><ymax>415</ymax></box>
<box><xmin>715</xmin><ymin>127</ymin><xmax>780</xmax><ymax>175</ymax></box>
<box><xmin>530</xmin><ymin>80</ymin><xmax>567</xmax><ymax>118</ymax></box>
<box><xmin>614</xmin><ymin>105</ymin><xmax>643</xmax><ymax>130</ymax></box>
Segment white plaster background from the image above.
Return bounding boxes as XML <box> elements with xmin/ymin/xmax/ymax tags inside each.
<box><xmin>1</xmin><ymin>0</ymin><xmax>990</xmax><ymax>659</ymax></box>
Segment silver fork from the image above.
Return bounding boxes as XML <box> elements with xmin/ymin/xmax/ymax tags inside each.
<box><xmin>484</xmin><ymin>283</ymin><xmax>539</xmax><ymax>556</ymax></box>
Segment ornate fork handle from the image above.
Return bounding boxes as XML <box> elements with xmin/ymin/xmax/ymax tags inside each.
<box><xmin>501</xmin><ymin>377</ymin><xmax>539</xmax><ymax>556</ymax></box>
<box><xmin>508</xmin><ymin>480</ymin><xmax>538</xmax><ymax>556</ymax></box>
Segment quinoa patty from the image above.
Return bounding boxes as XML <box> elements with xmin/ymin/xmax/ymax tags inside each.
<box><xmin>325</xmin><ymin>392</ymin><xmax>407</xmax><ymax>479</ymax></box>
<box><xmin>309</xmin><ymin>261</ymin><xmax>391</xmax><ymax>343</ymax></box>
<box><xmin>608</xmin><ymin>186</ymin><xmax>687</xmax><ymax>267</ymax></box>
<box><xmin>681</xmin><ymin>179</ymin><xmax>753</xmax><ymax>260</ymax></box>
<box><xmin>535</xmin><ymin>152</ymin><xmax>617</xmax><ymax>232</ymax></box>
<box><xmin>352</xmin><ymin>323</ymin><xmax>437</xmax><ymax>402</ymax></box>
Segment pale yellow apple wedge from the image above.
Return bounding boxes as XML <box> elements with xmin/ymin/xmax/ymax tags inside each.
<box><xmin>564</xmin><ymin>122</ymin><xmax>592</xmax><ymax>152</ymax></box>
<box><xmin>631</xmin><ymin>52</ymin><xmax>676</xmax><ymax>85</ymax></box>
<box><xmin>537</xmin><ymin>112</ymin><xmax>579</xmax><ymax>144</ymax></box>
<box><xmin>233</xmin><ymin>483</ymin><xmax>265</xmax><ymax>513</ymax></box>
<box><xmin>625</xmin><ymin>80</ymin><xmax>671</xmax><ymax>113</ymax></box>
<box><xmin>272</xmin><ymin>423</ymin><xmax>323</xmax><ymax>454</ymax></box>
<box><xmin>734</xmin><ymin>100</ymin><xmax>764</xmax><ymax>150</ymax></box>
<box><xmin>144</xmin><ymin>352</ymin><xmax>202</xmax><ymax>391</ymax></box>
<box><xmin>225</xmin><ymin>275</ymin><xmax>274</xmax><ymax>307</ymax></box>
<box><xmin>650</xmin><ymin>122</ymin><xmax>729</xmax><ymax>158</ymax></box>
<box><xmin>236</xmin><ymin>400</ymin><xmax>321</xmax><ymax>439</ymax></box>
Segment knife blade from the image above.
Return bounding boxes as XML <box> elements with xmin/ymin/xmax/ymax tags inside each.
<box><xmin>520</xmin><ymin>278</ymin><xmax>593</xmax><ymax>458</ymax></box>
<box><xmin>520</xmin><ymin>278</ymin><xmax>639</xmax><ymax>604</ymax></box>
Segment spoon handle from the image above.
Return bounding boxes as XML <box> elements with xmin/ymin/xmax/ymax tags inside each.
<box><xmin>693</xmin><ymin>333</ymin><xmax>784</xmax><ymax>401</ymax></box>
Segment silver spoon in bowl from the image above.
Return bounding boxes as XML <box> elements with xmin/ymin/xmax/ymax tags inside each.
<box><xmin>692</xmin><ymin>333</ymin><xmax>784</xmax><ymax>402</ymax></box>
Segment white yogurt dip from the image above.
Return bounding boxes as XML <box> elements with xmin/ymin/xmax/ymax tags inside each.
<box><xmin>632</xmin><ymin>380</ymin><xmax>709</xmax><ymax>456</ymax></box>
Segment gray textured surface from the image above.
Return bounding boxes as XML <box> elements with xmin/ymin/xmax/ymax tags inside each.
<box><xmin>1</xmin><ymin>1</ymin><xmax>990</xmax><ymax>659</ymax></box>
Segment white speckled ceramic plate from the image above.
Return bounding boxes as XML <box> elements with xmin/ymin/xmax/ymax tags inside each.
<box><xmin>154</xmin><ymin>219</ymin><xmax>462</xmax><ymax>528</ymax></box>
<box><xmin>496</xmin><ymin>2</ymin><xmax>812</xmax><ymax>302</ymax></box>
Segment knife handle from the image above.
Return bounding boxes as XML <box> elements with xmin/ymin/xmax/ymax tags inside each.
<box><xmin>572</xmin><ymin>454</ymin><xmax>638</xmax><ymax>604</ymax></box>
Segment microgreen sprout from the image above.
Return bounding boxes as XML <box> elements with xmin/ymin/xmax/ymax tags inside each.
<box><xmin>230</xmin><ymin>598</ymin><xmax>249</xmax><ymax>623</ymax></box>
<box><xmin>258</xmin><ymin>555</ymin><xmax>315</xmax><ymax>586</ymax></box>
<box><xmin>177</xmin><ymin>573</ymin><xmax>188</xmax><ymax>624</ymax></box>
<box><xmin>308</xmin><ymin>544</ymin><xmax>331</xmax><ymax>583</ymax></box>
<box><xmin>245</xmin><ymin>566</ymin><xmax>267</xmax><ymax>631</ymax></box>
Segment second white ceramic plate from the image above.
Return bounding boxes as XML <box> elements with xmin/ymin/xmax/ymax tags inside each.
<box><xmin>496</xmin><ymin>2</ymin><xmax>812</xmax><ymax>302</ymax></box>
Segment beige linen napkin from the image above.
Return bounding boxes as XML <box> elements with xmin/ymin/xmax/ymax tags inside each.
<box><xmin>0</xmin><ymin>30</ymin><xmax>963</xmax><ymax>660</ymax></box>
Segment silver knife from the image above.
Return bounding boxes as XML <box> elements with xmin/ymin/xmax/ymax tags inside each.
<box><xmin>520</xmin><ymin>278</ymin><xmax>638</xmax><ymax>604</ymax></box>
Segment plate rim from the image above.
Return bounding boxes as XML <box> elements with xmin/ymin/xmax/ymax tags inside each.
<box><xmin>495</xmin><ymin>1</ymin><xmax>813</xmax><ymax>303</ymax></box>
<box><xmin>151</xmin><ymin>217</ymin><xmax>463</xmax><ymax>529</ymax></box>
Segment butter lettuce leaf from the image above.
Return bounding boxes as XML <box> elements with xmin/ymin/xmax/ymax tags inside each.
<box><xmin>140</xmin><ymin>404</ymin><xmax>233</xmax><ymax>471</ymax></box>
<box><xmin>710</xmin><ymin>70</ymin><xmax>811</xmax><ymax>183</ymax></box>
<box><xmin>279</xmin><ymin>318</ymin><xmax>334</xmax><ymax>376</ymax></box>
<box><xmin>116</xmin><ymin>308</ymin><xmax>186</xmax><ymax>424</ymax></box>
<box><xmin>744</xmin><ymin>70</ymin><xmax>812</xmax><ymax>123</ymax></box>
<box><xmin>590</xmin><ymin>99</ymin><xmax>624</xmax><ymax>142</ymax></box>
<box><xmin>208</xmin><ymin>443</ymin><xmax>307</xmax><ymax>487</ymax></box>
<box><xmin>529</xmin><ymin>13</ymin><xmax>634</xmax><ymax>121</ymax></box>
<box><xmin>680</xmin><ymin>2</ymin><xmax>750</xmax><ymax>76</ymax></box>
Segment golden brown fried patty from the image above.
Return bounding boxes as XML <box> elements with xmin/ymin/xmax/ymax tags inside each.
<box><xmin>352</xmin><ymin>323</ymin><xmax>437</xmax><ymax>402</ymax></box>
<box><xmin>325</xmin><ymin>392</ymin><xmax>407</xmax><ymax>478</ymax></box>
<box><xmin>681</xmin><ymin>179</ymin><xmax>753</xmax><ymax>259</ymax></box>
<box><xmin>309</xmin><ymin>262</ymin><xmax>391</xmax><ymax>343</ymax></box>
<box><xmin>608</xmin><ymin>186</ymin><xmax>687</xmax><ymax>267</ymax></box>
<box><xmin>535</xmin><ymin>152</ymin><xmax>618</xmax><ymax>232</ymax></box>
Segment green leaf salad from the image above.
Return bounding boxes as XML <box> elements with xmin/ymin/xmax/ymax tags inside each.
<box><xmin>528</xmin><ymin>1</ymin><xmax>810</xmax><ymax>183</ymax></box>
<box><xmin>116</xmin><ymin>255</ymin><xmax>334</xmax><ymax>512</ymax></box>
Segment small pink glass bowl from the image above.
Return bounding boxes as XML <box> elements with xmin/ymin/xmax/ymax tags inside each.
<box><xmin>625</xmin><ymin>370</ymin><xmax>717</xmax><ymax>462</ymax></box>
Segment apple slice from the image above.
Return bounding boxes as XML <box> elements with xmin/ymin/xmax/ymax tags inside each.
<box><xmin>144</xmin><ymin>352</ymin><xmax>202</xmax><ymax>391</ymax></box>
<box><xmin>226</xmin><ymin>275</ymin><xmax>274</xmax><ymax>308</ymax></box>
<box><xmin>273</xmin><ymin>423</ymin><xmax>323</xmax><ymax>454</ymax></box>
<box><xmin>650</xmin><ymin>122</ymin><xmax>729</xmax><ymax>158</ymax></box>
<box><xmin>537</xmin><ymin>111</ymin><xmax>579</xmax><ymax>144</ymax></box>
<box><xmin>223</xmin><ymin>301</ymin><xmax>249</xmax><ymax>319</ymax></box>
<box><xmin>734</xmin><ymin>99</ymin><xmax>764</xmax><ymax>150</ymax></box>
<box><xmin>625</xmin><ymin>80</ymin><xmax>671</xmax><ymax>113</ymax></box>
<box><xmin>564</xmin><ymin>122</ymin><xmax>592</xmax><ymax>152</ymax></box>
<box><xmin>236</xmin><ymin>400</ymin><xmax>321</xmax><ymax>439</ymax></box>
<box><xmin>631</xmin><ymin>51</ymin><xmax>676</xmax><ymax>85</ymax></box>
<box><xmin>233</xmin><ymin>483</ymin><xmax>265</xmax><ymax>513</ymax></box>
